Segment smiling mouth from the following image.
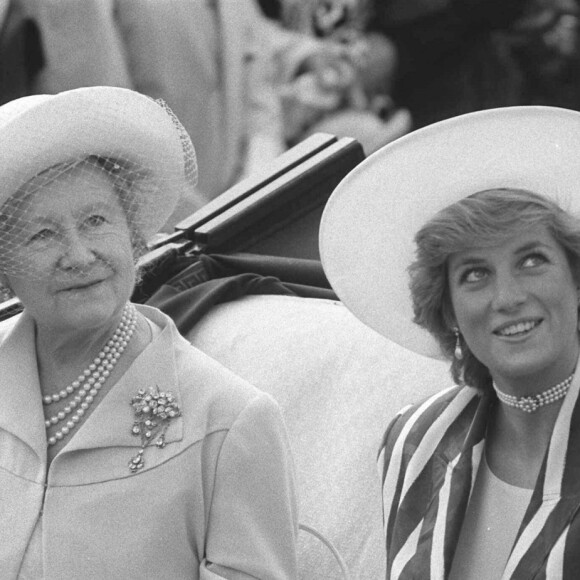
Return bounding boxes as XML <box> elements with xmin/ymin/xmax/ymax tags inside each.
<box><xmin>494</xmin><ymin>319</ymin><xmax>542</xmax><ymax>337</ymax></box>
<box><xmin>64</xmin><ymin>279</ymin><xmax>104</xmax><ymax>292</ymax></box>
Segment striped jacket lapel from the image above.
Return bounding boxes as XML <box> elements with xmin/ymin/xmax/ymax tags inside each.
<box><xmin>505</xmin><ymin>371</ymin><xmax>580</xmax><ymax>579</ymax></box>
<box><xmin>380</xmin><ymin>369</ymin><xmax>580</xmax><ymax>580</ymax></box>
<box><xmin>379</xmin><ymin>385</ymin><xmax>492</xmax><ymax>579</ymax></box>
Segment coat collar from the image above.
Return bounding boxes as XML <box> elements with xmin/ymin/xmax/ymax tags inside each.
<box><xmin>60</xmin><ymin>306</ymin><xmax>183</xmax><ymax>451</ymax></box>
<box><xmin>444</xmin><ymin>364</ymin><xmax>580</xmax><ymax>497</ymax></box>
<box><xmin>0</xmin><ymin>305</ymin><xmax>184</xmax><ymax>475</ymax></box>
<box><xmin>439</xmin><ymin>365</ymin><xmax>580</xmax><ymax>578</ymax></box>
<box><xmin>504</xmin><ymin>367</ymin><xmax>580</xmax><ymax>576</ymax></box>
<box><xmin>0</xmin><ymin>311</ymin><xmax>47</xmax><ymax>463</ymax></box>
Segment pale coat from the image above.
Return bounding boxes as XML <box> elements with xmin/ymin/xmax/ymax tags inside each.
<box><xmin>0</xmin><ymin>304</ymin><xmax>298</xmax><ymax>579</ymax></box>
<box><xmin>19</xmin><ymin>0</ymin><xmax>286</xmax><ymax>201</ymax></box>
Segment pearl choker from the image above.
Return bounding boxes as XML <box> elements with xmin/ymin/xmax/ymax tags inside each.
<box><xmin>43</xmin><ymin>302</ymin><xmax>137</xmax><ymax>446</ymax></box>
<box><xmin>493</xmin><ymin>372</ymin><xmax>575</xmax><ymax>413</ymax></box>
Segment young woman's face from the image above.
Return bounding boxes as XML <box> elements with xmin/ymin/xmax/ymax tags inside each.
<box><xmin>448</xmin><ymin>224</ymin><xmax>580</xmax><ymax>389</ymax></box>
<box><xmin>0</xmin><ymin>163</ymin><xmax>136</xmax><ymax>334</ymax></box>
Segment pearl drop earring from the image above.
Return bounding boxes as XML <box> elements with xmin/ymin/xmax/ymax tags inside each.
<box><xmin>453</xmin><ymin>327</ymin><xmax>463</xmax><ymax>360</ymax></box>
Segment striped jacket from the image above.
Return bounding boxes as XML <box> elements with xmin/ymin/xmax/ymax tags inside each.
<box><xmin>378</xmin><ymin>373</ymin><xmax>580</xmax><ymax>579</ymax></box>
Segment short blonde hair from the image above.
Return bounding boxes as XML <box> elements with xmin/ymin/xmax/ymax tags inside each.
<box><xmin>409</xmin><ymin>188</ymin><xmax>580</xmax><ymax>390</ymax></box>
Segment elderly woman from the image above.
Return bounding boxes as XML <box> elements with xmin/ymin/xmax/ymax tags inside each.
<box><xmin>320</xmin><ymin>106</ymin><xmax>580</xmax><ymax>579</ymax></box>
<box><xmin>0</xmin><ymin>86</ymin><xmax>298</xmax><ymax>579</ymax></box>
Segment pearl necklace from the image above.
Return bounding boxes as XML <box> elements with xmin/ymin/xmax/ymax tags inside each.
<box><xmin>493</xmin><ymin>372</ymin><xmax>574</xmax><ymax>413</ymax></box>
<box><xmin>43</xmin><ymin>302</ymin><xmax>137</xmax><ymax>446</ymax></box>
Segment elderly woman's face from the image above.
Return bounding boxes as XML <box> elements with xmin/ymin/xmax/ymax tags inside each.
<box><xmin>0</xmin><ymin>163</ymin><xmax>136</xmax><ymax>333</ymax></box>
<box><xmin>448</xmin><ymin>224</ymin><xmax>580</xmax><ymax>388</ymax></box>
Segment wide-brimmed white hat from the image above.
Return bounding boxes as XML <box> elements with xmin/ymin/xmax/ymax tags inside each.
<box><xmin>0</xmin><ymin>86</ymin><xmax>198</xmax><ymax>240</ymax></box>
<box><xmin>319</xmin><ymin>106</ymin><xmax>580</xmax><ymax>359</ymax></box>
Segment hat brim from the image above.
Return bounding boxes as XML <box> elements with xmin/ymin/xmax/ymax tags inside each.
<box><xmin>319</xmin><ymin>106</ymin><xmax>580</xmax><ymax>359</ymax></box>
<box><xmin>0</xmin><ymin>86</ymin><xmax>196</xmax><ymax>239</ymax></box>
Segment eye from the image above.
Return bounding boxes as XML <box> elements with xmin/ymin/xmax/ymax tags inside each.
<box><xmin>84</xmin><ymin>214</ymin><xmax>107</xmax><ymax>228</ymax></box>
<box><xmin>521</xmin><ymin>252</ymin><xmax>548</xmax><ymax>268</ymax></box>
<box><xmin>27</xmin><ymin>227</ymin><xmax>56</xmax><ymax>244</ymax></box>
<box><xmin>459</xmin><ymin>267</ymin><xmax>488</xmax><ymax>284</ymax></box>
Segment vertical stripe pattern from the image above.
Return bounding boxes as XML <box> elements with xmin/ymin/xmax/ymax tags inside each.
<box><xmin>378</xmin><ymin>371</ymin><xmax>580</xmax><ymax>579</ymax></box>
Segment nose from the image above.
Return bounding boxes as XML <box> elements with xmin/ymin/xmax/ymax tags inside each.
<box><xmin>491</xmin><ymin>270</ymin><xmax>526</xmax><ymax>311</ymax></box>
<box><xmin>58</xmin><ymin>230</ymin><xmax>97</xmax><ymax>272</ymax></box>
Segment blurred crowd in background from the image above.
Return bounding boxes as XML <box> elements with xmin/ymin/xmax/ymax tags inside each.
<box><xmin>1</xmin><ymin>0</ymin><xmax>580</xmax><ymax>228</ymax></box>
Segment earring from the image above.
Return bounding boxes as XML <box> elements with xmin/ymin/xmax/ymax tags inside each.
<box><xmin>453</xmin><ymin>327</ymin><xmax>463</xmax><ymax>360</ymax></box>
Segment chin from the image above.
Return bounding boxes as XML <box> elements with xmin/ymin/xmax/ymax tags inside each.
<box><xmin>491</xmin><ymin>349</ymin><xmax>570</xmax><ymax>384</ymax></box>
<box><xmin>55</xmin><ymin>296</ymin><xmax>125</xmax><ymax>331</ymax></box>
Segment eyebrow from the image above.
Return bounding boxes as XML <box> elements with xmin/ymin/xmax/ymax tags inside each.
<box><xmin>30</xmin><ymin>201</ymin><xmax>114</xmax><ymax>222</ymax></box>
<box><xmin>449</xmin><ymin>240</ymin><xmax>552</xmax><ymax>271</ymax></box>
<box><xmin>76</xmin><ymin>201</ymin><xmax>116</xmax><ymax>216</ymax></box>
<box><xmin>26</xmin><ymin>216</ymin><xmax>60</xmax><ymax>228</ymax></box>
<box><xmin>513</xmin><ymin>240</ymin><xmax>552</xmax><ymax>255</ymax></box>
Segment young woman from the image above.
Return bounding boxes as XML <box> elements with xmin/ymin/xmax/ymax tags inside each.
<box><xmin>320</xmin><ymin>105</ymin><xmax>580</xmax><ymax>579</ymax></box>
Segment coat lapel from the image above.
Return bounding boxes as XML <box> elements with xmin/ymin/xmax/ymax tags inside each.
<box><xmin>387</xmin><ymin>386</ymin><xmax>490</xmax><ymax>580</ymax></box>
<box><xmin>505</xmin><ymin>367</ymin><xmax>580</xmax><ymax>578</ymax></box>
<box><xmin>0</xmin><ymin>312</ymin><xmax>48</xmax><ymax>465</ymax></box>
<box><xmin>432</xmin><ymin>390</ymin><xmax>492</xmax><ymax>579</ymax></box>
<box><xmin>391</xmin><ymin>362</ymin><xmax>580</xmax><ymax>579</ymax></box>
<box><xmin>58</xmin><ymin>306</ymin><xmax>184</xmax><ymax>456</ymax></box>
<box><xmin>0</xmin><ymin>304</ymin><xmax>192</xmax><ymax>488</ymax></box>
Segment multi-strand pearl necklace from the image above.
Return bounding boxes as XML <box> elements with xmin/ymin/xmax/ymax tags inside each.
<box><xmin>43</xmin><ymin>302</ymin><xmax>137</xmax><ymax>446</ymax></box>
<box><xmin>493</xmin><ymin>372</ymin><xmax>575</xmax><ymax>413</ymax></box>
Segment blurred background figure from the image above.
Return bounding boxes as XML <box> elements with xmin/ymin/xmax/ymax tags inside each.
<box><xmin>3</xmin><ymin>0</ymin><xmax>579</xmax><ymax>194</ymax></box>
<box><xmin>367</xmin><ymin>0</ymin><xmax>529</xmax><ymax>129</ymax></box>
<box><xmin>509</xmin><ymin>0</ymin><xmax>580</xmax><ymax>109</ymax></box>
<box><xmin>6</xmin><ymin>0</ymin><xmax>288</xmax><ymax>207</ymax></box>
<box><xmin>0</xmin><ymin>0</ymin><xmax>43</xmax><ymax>105</ymax></box>
<box><xmin>259</xmin><ymin>0</ymin><xmax>412</xmax><ymax>153</ymax></box>
<box><xmin>3</xmin><ymin>0</ymin><xmax>412</xmax><ymax>204</ymax></box>
<box><xmin>368</xmin><ymin>0</ymin><xmax>580</xmax><ymax>128</ymax></box>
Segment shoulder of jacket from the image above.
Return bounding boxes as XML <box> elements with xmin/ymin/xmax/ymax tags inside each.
<box><xmin>0</xmin><ymin>313</ymin><xmax>20</xmax><ymax>345</ymax></box>
<box><xmin>380</xmin><ymin>384</ymin><xmax>466</xmax><ymax>449</ymax></box>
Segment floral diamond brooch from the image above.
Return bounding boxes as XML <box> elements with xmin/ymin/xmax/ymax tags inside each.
<box><xmin>129</xmin><ymin>386</ymin><xmax>181</xmax><ymax>473</ymax></box>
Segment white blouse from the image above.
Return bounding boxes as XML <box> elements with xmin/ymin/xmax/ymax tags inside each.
<box><xmin>449</xmin><ymin>454</ymin><xmax>533</xmax><ymax>580</ymax></box>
